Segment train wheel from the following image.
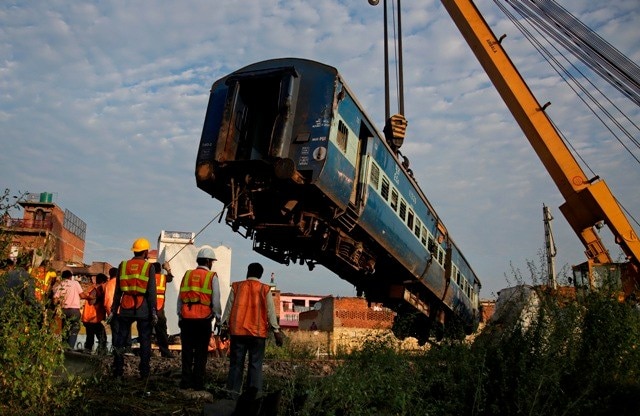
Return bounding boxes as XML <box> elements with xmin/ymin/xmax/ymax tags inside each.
<box><xmin>417</xmin><ymin>328</ymin><xmax>431</xmax><ymax>346</ymax></box>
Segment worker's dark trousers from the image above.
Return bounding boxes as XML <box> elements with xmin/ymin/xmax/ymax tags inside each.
<box><xmin>83</xmin><ymin>321</ymin><xmax>107</xmax><ymax>353</ymax></box>
<box><xmin>226</xmin><ymin>335</ymin><xmax>266</xmax><ymax>396</ymax></box>
<box><xmin>113</xmin><ymin>316</ymin><xmax>152</xmax><ymax>377</ymax></box>
<box><xmin>110</xmin><ymin>317</ymin><xmax>131</xmax><ymax>350</ymax></box>
<box><xmin>61</xmin><ymin>308</ymin><xmax>81</xmax><ymax>349</ymax></box>
<box><xmin>153</xmin><ymin>308</ymin><xmax>171</xmax><ymax>355</ymax></box>
<box><xmin>180</xmin><ymin>318</ymin><xmax>212</xmax><ymax>389</ymax></box>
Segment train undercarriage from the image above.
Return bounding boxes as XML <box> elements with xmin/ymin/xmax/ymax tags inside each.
<box><xmin>220</xmin><ymin>171</ymin><xmax>464</xmax><ymax>343</ymax></box>
<box><xmin>223</xmin><ymin>173</ymin><xmax>376</xmax><ymax>277</ymax></box>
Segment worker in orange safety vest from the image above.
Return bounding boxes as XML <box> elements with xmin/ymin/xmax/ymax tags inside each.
<box><xmin>151</xmin><ymin>259</ymin><xmax>174</xmax><ymax>358</ymax></box>
<box><xmin>32</xmin><ymin>263</ymin><xmax>56</xmax><ymax>305</ymax></box>
<box><xmin>110</xmin><ymin>237</ymin><xmax>157</xmax><ymax>379</ymax></box>
<box><xmin>221</xmin><ymin>262</ymin><xmax>283</xmax><ymax>398</ymax></box>
<box><xmin>177</xmin><ymin>246</ymin><xmax>221</xmax><ymax>390</ymax></box>
<box><xmin>80</xmin><ymin>273</ymin><xmax>107</xmax><ymax>354</ymax></box>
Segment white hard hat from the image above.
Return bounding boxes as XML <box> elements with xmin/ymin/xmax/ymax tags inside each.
<box><xmin>197</xmin><ymin>247</ymin><xmax>217</xmax><ymax>261</ymax></box>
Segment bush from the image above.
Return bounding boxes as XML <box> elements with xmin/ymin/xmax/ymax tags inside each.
<box><xmin>0</xmin><ymin>188</ymin><xmax>85</xmax><ymax>415</ymax></box>
<box><xmin>280</xmin><ymin>285</ymin><xmax>640</xmax><ymax>416</ymax></box>
<box><xmin>0</xmin><ymin>275</ymin><xmax>86</xmax><ymax>415</ymax></box>
<box><xmin>472</xmin><ymin>285</ymin><xmax>640</xmax><ymax>416</ymax></box>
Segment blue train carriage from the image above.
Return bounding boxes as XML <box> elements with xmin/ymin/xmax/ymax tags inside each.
<box><xmin>359</xmin><ymin>127</ymin><xmax>481</xmax><ymax>339</ymax></box>
<box><xmin>195</xmin><ymin>58</ymin><xmax>481</xmax><ymax>340</ymax></box>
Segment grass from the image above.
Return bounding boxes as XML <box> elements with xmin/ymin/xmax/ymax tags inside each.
<box><xmin>2</xmin><ymin>278</ymin><xmax>640</xmax><ymax>415</ymax></box>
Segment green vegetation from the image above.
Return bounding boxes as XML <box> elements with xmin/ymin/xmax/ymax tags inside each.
<box><xmin>0</xmin><ymin>278</ymin><xmax>86</xmax><ymax>415</ymax></box>
<box><xmin>4</xmin><ymin>283</ymin><xmax>638</xmax><ymax>415</ymax></box>
<box><xmin>268</xmin><ymin>287</ymin><xmax>640</xmax><ymax>416</ymax></box>
<box><xmin>2</xmin><ymin>188</ymin><xmax>639</xmax><ymax>414</ymax></box>
<box><xmin>0</xmin><ymin>189</ymin><xmax>85</xmax><ymax>415</ymax></box>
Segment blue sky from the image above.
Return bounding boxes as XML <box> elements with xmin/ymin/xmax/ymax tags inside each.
<box><xmin>1</xmin><ymin>0</ymin><xmax>638</xmax><ymax>299</ymax></box>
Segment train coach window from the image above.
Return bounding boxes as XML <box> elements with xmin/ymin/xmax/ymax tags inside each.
<box><xmin>421</xmin><ymin>227</ymin><xmax>428</xmax><ymax>246</ymax></box>
<box><xmin>415</xmin><ymin>219</ymin><xmax>421</xmax><ymax>239</ymax></box>
<box><xmin>370</xmin><ymin>163</ymin><xmax>380</xmax><ymax>190</ymax></box>
<box><xmin>428</xmin><ymin>236</ymin><xmax>436</xmax><ymax>253</ymax></box>
<box><xmin>390</xmin><ymin>189</ymin><xmax>398</xmax><ymax>211</ymax></box>
<box><xmin>407</xmin><ymin>210</ymin><xmax>414</xmax><ymax>231</ymax></box>
<box><xmin>456</xmin><ymin>270</ymin><xmax>461</xmax><ymax>286</ymax></box>
<box><xmin>399</xmin><ymin>199</ymin><xmax>407</xmax><ymax>221</ymax></box>
<box><xmin>381</xmin><ymin>177</ymin><xmax>390</xmax><ymax>200</ymax></box>
<box><xmin>337</xmin><ymin>120</ymin><xmax>348</xmax><ymax>153</ymax></box>
<box><xmin>437</xmin><ymin>248</ymin><xmax>444</xmax><ymax>265</ymax></box>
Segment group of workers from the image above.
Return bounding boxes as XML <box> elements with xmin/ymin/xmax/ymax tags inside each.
<box><xmin>1</xmin><ymin>236</ymin><xmax>284</xmax><ymax>398</ymax></box>
<box><xmin>109</xmin><ymin>237</ymin><xmax>283</xmax><ymax>396</ymax></box>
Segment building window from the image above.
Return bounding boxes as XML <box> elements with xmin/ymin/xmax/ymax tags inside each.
<box><xmin>35</xmin><ymin>209</ymin><xmax>46</xmax><ymax>222</ymax></box>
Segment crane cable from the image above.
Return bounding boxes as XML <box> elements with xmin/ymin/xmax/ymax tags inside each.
<box><xmin>506</xmin><ymin>0</ymin><xmax>640</xmax><ymax>107</ymax></box>
<box><xmin>493</xmin><ymin>0</ymin><xmax>640</xmax><ymax>163</ymax></box>
<box><xmin>492</xmin><ymin>0</ymin><xmax>640</xmax><ymax>229</ymax></box>
<box><xmin>164</xmin><ymin>196</ymin><xmax>239</xmax><ymax>264</ymax></box>
<box><xmin>392</xmin><ymin>0</ymin><xmax>405</xmax><ymax>115</ymax></box>
<box><xmin>502</xmin><ymin>0</ymin><xmax>640</xmax><ymax>150</ymax></box>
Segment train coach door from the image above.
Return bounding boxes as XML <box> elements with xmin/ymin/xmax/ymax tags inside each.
<box><xmin>218</xmin><ymin>69</ymin><xmax>299</xmax><ymax>162</ymax></box>
<box><xmin>350</xmin><ymin>122</ymin><xmax>374</xmax><ymax>212</ymax></box>
<box><xmin>217</xmin><ymin>80</ymin><xmax>245</xmax><ymax>162</ymax></box>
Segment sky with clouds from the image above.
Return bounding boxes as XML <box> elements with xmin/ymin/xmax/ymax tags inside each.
<box><xmin>1</xmin><ymin>0</ymin><xmax>638</xmax><ymax>299</ymax></box>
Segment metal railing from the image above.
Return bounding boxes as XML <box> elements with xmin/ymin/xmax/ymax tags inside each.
<box><xmin>2</xmin><ymin>217</ymin><xmax>53</xmax><ymax>231</ymax></box>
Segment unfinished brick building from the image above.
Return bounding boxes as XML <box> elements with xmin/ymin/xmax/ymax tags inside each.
<box><xmin>295</xmin><ymin>296</ymin><xmax>396</xmax><ymax>355</ymax></box>
<box><xmin>1</xmin><ymin>192</ymin><xmax>87</xmax><ymax>271</ymax></box>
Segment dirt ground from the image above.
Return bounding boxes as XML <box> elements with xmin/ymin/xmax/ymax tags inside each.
<box><xmin>69</xmin><ymin>350</ymin><xmax>339</xmax><ymax>415</ymax></box>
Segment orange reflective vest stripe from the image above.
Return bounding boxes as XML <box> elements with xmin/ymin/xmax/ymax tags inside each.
<box><xmin>119</xmin><ymin>259</ymin><xmax>150</xmax><ymax>310</ymax></box>
<box><xmin>179</xmin><ymin>269</ymin><xmax>216</xmax><ymax>319</ymax></box>
<box><xmin>229</xmin><ymin>280</ymin><xmax>271</xmax><ymax>338</ymax></box>
<box><xmin>155</xmin><ymin>272</ymin><xmax>167</xmax><ymax>310</ymax></box>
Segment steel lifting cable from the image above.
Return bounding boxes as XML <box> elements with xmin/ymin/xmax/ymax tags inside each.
<box><xmin>495</xmin><ymin>0</ymin><xmax>640</xmax><ymax>166</ymax></box>
<box><xmin>514</xmin><ymin>0</ymin><xmax>640</xmax><ymax>106</ymax></box>
<box><xmin>494</xmin><ymin>0</ymin><xmax>640</xmax><ymax>146</ymax></box>
<box><xmin>493</xmin><ymin>0</ymin><xmax>603</xmax><ymax>175</ymax></box>
<box><xmin>502</xmin><ymin>0</ymin><xmax>640</xmax><ymax>145</ymax></box>
<box><xmin>164</xmin><ymin>198</ymin><xmax>235</xmax><ymax>264</ymax></box>
<box><xmin>494</xmin><ymin>0</ymin><xmax>640</xmax><ymax>228</ymax></box>
<box><xmin>391</xmin><ymin>0</ymin><xmax>403</xmax><ymax>115</ymax></box>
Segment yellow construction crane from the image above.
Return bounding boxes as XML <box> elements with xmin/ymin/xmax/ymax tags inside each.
<box><xmin>440</xmin><ymin>0</ymin><xmax>640</xmax><ymax>297</ymax></box>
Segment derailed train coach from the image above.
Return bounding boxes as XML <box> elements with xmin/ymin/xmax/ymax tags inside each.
<box><xmin>196</xmin><ymin>58</ymin><xmax>481</xmax><ymax>342</ymax></box>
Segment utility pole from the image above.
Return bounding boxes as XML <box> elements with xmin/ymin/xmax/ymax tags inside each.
<box><xmin>543</xmin><ymin>204</ymin><xmax>557</xmax><ymax>289</ymax></box>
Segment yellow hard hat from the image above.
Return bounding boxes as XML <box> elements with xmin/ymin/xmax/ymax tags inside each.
<box><xmin>131</xmin><ymin>238</ymin><xmax>151</xmax><ymax>252</ymax></box>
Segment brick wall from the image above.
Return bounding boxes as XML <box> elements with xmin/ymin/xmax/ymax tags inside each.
<box><xmin>285</xmin><ymin>326</ymin><xmax>428</xmax><ymax>356</ymax></box>
<box><xmin>50</xmin><ymin>207</ymin><xmax>85</xmax><ymax>263</ymax></box>
<box><xmin>7</xmin><ymin>202</ymin><xmax>85</xmax><ymax>265</ymax></box>
<box><xmin>333</xmin><ymin>297</ymin><xmax>393</xmax><ymax>329</ymax></box>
